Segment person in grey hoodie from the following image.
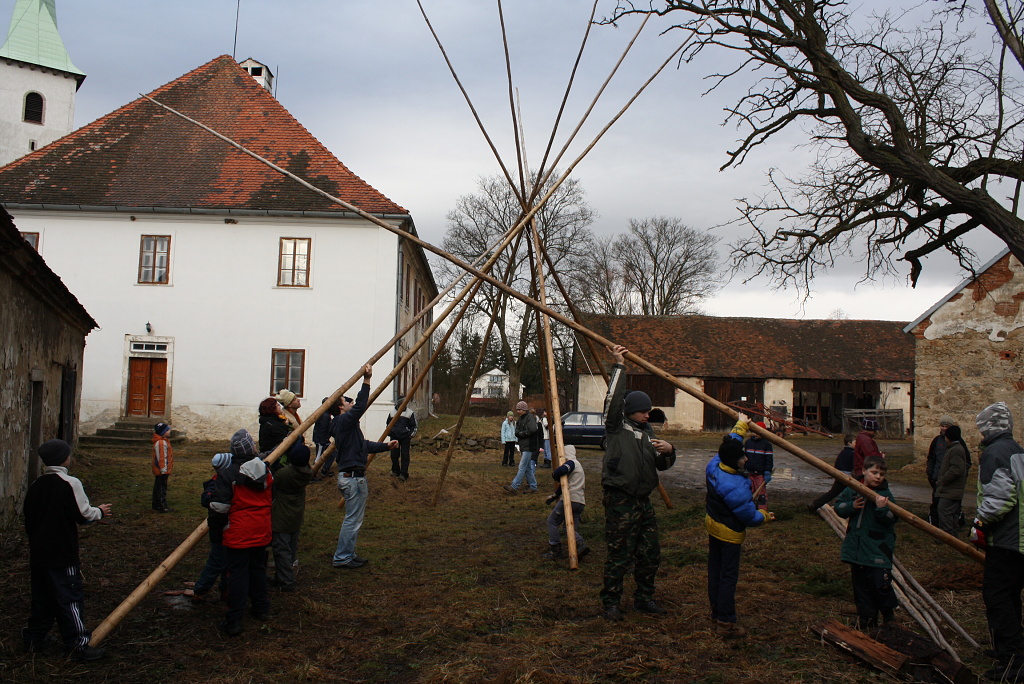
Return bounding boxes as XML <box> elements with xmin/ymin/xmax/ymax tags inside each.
<box><xmin>541</xmin><ymin>445</ymin><xmax>589</xmax><ymax>560</ymax></box>
<box><xmin>972</xmin><ymin>402</ymin><xmax>1024</xmax><ymax>681</ymax></box>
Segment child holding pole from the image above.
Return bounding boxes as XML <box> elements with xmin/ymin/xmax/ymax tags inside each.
<box><xmin>191</xmin><ymin>452</ymin><xmax>232</xmax><ymax>603</ymax></box>
<box><xmin>542</xmin><ymin>444</ymin><xmax>589</xmax><ymax>560</ymax></box>
<box><xmin>271</xmin><ymin>442</ymin><xmax>313</xmax><ymax>591</ymax></box>
<box><xmin>833</xmin><ymin>455</ymin><xmax>898</xmax><ymax>628</ymax></box>
<box><xmin>705</xmin><ymin>419</ymin><xmax>772</xmax><ymax>638</ymax></box>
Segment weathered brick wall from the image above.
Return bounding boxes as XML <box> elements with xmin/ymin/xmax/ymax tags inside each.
<box><xmin>911</xmin><ymin>253</ymin><xmax>1024</xmax><ymax>457</ymax></box>
<box><xmin>0</xmin><ymin>266</ymin><xmax>87</xmax><ymax>527</ymax></box>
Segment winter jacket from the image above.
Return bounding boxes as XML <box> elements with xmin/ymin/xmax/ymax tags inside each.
<box><xmin>211</xmin><ymin>429</ymin><xmax>273</xmax><ymax>550</ymax></box>
<box><xmin>835</xmin><ymin>481</ymin><xmax>896</xmax><ymax>569</ymax></box>
<box><xmin>201</xmin><ymin>465</ymin><xmax>229</xmax><ymax>544</ymax></box>
<box><xmin>834</xmin><ymin>446</ymin><xmax>855</xmax><ymax>473</ymax></box>
<box><xmin>926</xmin><ymin>433</ymin><xmax>947</xmax><ymax>485</ymax></box>
<box><xmin>271</xmin><ymin>464</ymin><xmax>313</xmax><ymax>534</ymax></box>
<box><xmin>935</xmin><ymin>439</ymin><xmax>969</xmax><ymax>500</ymax></box>
<box><xmin>975</xmin><ymin>402</ymin><xmax>1024</xmax><ymax>553</ymax></box>
<box><xmin>23</xmin><ymin>465</ymin><xmax>105</xmax><ymax>568</ymax></box>
<box><xmin>501</xmin><ymin>418</ymin><xmax>516</xmax><ymax>443</ymax></box>
<box><xmin>332</xmin><ymin>382</ymin><xmax>392</xmax><ymax>472</ymax></box>
<box><xmin>705</xmin><ymin>454</ymin><xmax>768</xmax><ymax>544</ymax></box>
<box><xmin>387</xmin><ymin>406</ymin><xmax>418</xmax><ymax>442</ymax></box>
<box><xmin>258</xmin><ymin>413</ymin><xmax>291</xmax><ymax>453</ymax></box>
<box><xmin>601</xmin><ymin>363</ymin><xmax>675</xmax><ymax>499</ymax></box>
<box><xmin>312</xmin><ymin>411</ymin><xmax>333</xmax><ymax>447</ymax></box>
<box><xmin>551</xmin><ymin>446</ymin><xmax>585</xmax><ymax>505</ymax></box>
<box><xmin>744</xmin><ymin>435</ymin><xmax>774</xmax><ymax>474</ymax></box>
<box><xmin>152</xmin><ymin>433</ymin><xmax>173</xmax><ymax>476</ymax></box>
<box><xmin>853</xmin><ymin>430</ymin><xmax>883</xmax><ymax>478</ymax></box>
<box><xmin>515</xmin><ymin>411</ymin><xmax>541</xmax><ymax>452</ymax></box>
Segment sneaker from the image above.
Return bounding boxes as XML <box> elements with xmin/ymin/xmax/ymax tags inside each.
<box><xmin>634</xmin><ymin>599</ymin><xmax>667</xmax><ymax>615</ymax></box>
<box><xmin>333</xmin><ymin>559</ymin><xmax>367</xmax><ymax>569</ymax></box>
<box><xmin>715</xmin><ymin>620</ymin><xmax>748</xmax><ymax>639</ymax></box>
<box><xmin>67</xmin><ymin>645</ymin><xmax>106</xmax><ymax>662</ymax></box>
<box><xmin>502</xmin><ymin>484</ymin><xmax>519</xmax><ymax>495</ymax></box>
<box><xmin>219</xmin><ymin>620</ymin><xmax>243</xmax><ymax>636</ymax></box>
<box><xmin>603</xmin><ymin>605</ymin><xmax>625</xmax><ymax>622</ymax></box>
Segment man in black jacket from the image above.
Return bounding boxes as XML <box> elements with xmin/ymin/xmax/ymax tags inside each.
<box><xmin>23</xmin><ymin>439</ymin><xmax>112</xmax><ymax>662</ymax></box>
<box><xmin>388</xmin><ymin>396</ymin><xmax>418</xmax><ymax>482</ymax></box>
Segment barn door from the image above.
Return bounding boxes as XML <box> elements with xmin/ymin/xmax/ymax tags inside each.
<box><xmin>127</xmin><ymin>358</ymin><xmax>168</xmax><ymax>418</ymax></box>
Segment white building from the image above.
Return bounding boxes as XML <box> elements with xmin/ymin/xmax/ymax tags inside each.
<box><xmin>470</xmin><ymin>369</ymin><xmax>523</xmax><ymax>405</ymax></box>
<box><xmin>0</xmin><ymin>0</ymin><xmax>84</xmax><ymax>167</ymax></box>
<box><xmin>0</xmin><ymin>55</ymin><xmax>436</xmax><ymax>440</ymax></box>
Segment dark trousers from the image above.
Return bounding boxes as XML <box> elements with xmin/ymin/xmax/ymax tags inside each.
<box><xmin>152</xmin><ymin>474</ymin><xmax>169</xmax><ymax>511</ymax></box>
<box><xmin>390</xmin><ymin>438</ymin><xmax>411</xmax><ymax>477</ymax></box>
<box><xmin>850</xmin><ymin>563</ymin><xmax>897</xmax><ymax>625</ymax></box>
<box><xmin>194</xmin><ymin>539</ymin><xmax>227</xmax><ymax>596</ymax></box>
<box><xmin>502</xmin><ymin>442</ymin><xmax>517</xmax><ymax>465</ymax></box>
<box><xmin>984</xmin><ymin>546</ymin><xmax>1024</xmax><ymax>661</ymax></box>
<box><xmin>707</xmin><ymin>536</ymin><xmax>741</xmax><ymax>622</ymax></box>
<box><xmin>600</xmin><ymin>488</ymin><xmax>660</xmax><ymax>608</ymax></box>
<box><xmin>224</xmin><ymin>546</ymin><xmax>270</xmax><ymax>624</ymax></box>
<box><xmin>810</xmin><ymin>477</ymin><xmax>847</xmax><ymax>510</ymax></box>
<box><xmin>25</xmin><ymin>565</ymin><xmax>90</xmax><ymax>650</ymax></box>
<box><xmin>316</xmin><ymin>443</ymin><xmax>336</xmax><ymax>473</ymax></box>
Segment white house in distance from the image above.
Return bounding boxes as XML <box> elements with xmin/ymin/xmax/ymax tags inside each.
<box><xmin>0</xmin><ymin>54</ymin><xmax>437</xmax><ymax>440</ymax></box>
<box><xmin>470</xmin><ymin>369</ymin><xmax>524</xmax><ymax>406</ymax></box>
<box><xmin>0</xmin><ymin>0</ymin><xmax>84</xmax><ymax>167</ymax></box>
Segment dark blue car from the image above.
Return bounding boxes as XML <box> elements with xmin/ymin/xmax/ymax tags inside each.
<box><xmin>560</xmin><ymin>411</ymin><xmax>605</xmax><ymax>449</ymax></box>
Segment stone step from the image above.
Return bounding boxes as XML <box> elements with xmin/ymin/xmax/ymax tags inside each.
<box><xmin>78</xmin><ymin>434</ymin><xmax>186</xmax><ymax>448</ymax></box>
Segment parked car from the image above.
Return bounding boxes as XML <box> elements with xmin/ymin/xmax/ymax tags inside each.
<box><xmin>560</xmin><ymin>411</ymin><xmax>605</xmax><ymax>449</ymax></box>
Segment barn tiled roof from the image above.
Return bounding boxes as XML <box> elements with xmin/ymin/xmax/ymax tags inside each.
<box><xmin>576</xmin><ymin>314</ymin><xmax>914</xmax><ymax>382</ymax></box>
<box><xmin>0</xmin><ymin>55</ymin><xmax>406</xmax><ymax>215</ymax></box>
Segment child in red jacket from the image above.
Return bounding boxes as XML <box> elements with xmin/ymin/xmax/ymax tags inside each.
<box><xmin>152</xmin><ymin>423</ymin><xmax>173</xmax><ymax>512</ymax></box>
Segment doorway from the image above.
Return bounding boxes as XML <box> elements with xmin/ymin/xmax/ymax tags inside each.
<box><xmin>127</xmin><ymin>357</ymin><xmax>167</xmax><ymax>417</ymax></box>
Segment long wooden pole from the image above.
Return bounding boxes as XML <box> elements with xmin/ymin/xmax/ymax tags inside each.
<box><xmin>146</xmin><ymin>98</ymin><xmax>985</xmax><ymax>565</ymax></box>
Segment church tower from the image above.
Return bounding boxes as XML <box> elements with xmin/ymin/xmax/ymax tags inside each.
<box><xmin>0</xmin><ymin>0</ymin><xmax>84</xmax><ymax>167</ymax></box>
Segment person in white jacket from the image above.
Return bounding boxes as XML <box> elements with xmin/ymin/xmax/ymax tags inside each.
<box><xmin>542</xmin><ymin>445</ymin><xmax>589</xmax><ymax>560</ymax></box>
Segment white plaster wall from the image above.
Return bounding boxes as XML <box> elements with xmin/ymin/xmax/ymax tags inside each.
<box><xmin>0</xmin><ymin>61</ymin><xmax>77</xmax><ymax>166</ymax></box>
<box><xmin>11</xmin><ymin>209</ymin><xmax>401</xmax><ymax>440</ymax></box>
<box><xmin>763</xmin><ymin>378</ymin><xmax>792</xmax><ymax>419</ymax></box>
<box><xmin>577</xmin><ymin>374</ymin><xmax>607</xmax><ymax>412</ymax></box>
<box><xmin>923</xmin><ymin>258</ymin><xmax>1024</xmax><ymax>342</ymax></box>
<box><xmin>879</xmin><ymin>381</ymin><xmax>912</xmax><ymax>433</ymax></box>
<box><xmin>670</xmin><ymin>378</ymin><xmax>705</xmax><ymax>431</ymax></box>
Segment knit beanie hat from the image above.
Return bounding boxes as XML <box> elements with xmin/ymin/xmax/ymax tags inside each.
<box><xmin>507</xmin><ymin>411</ymin><xmax>514</xmax><ymax>417</ymax></box>
<box><xmin>945</xmin><ymin>425</ymin><xmax>962</xmax><ymax>442</ymax></box>
<box><xmin>39</xmin><ymin>439</ymin><xmax>71</xmax><ymax>466</ymax></box>
<box><xmin>276</xmin><ymin>389</ymin><xmax>297</xmax><ymax>407</ymax></box>
<box><xmin>939</xmin><ymin>415</ymin><xmax>956</xmax><ymax>427</ymax></box>
<box><xmin>154</xmin><ymin>422</ymin><xmax>171</xmax><ymax>436</ymax></box>
<box><xmin>718</xmin><ymin>437</ymin><xmax>745</xmax><ymax>470</ymax></box>
<box><xmin>516</xmin><ymin>401</ymin><xmax>529</xmax><ymax>411</ymax></box>
<box><xmin>287</xmin><ymin>441</ymin><xmax>311</xmax><ymax>467</ymax></box>
<box><xmin>230</xmin><ymin>429</ymin><xmax>258</xmax><ymax>457</ymax></box>
<box><xmin>623</xmin><ymin>390</ymin><xmax>652</xmax><ymax>415</ymax></box>
<box><xmin>211</xmin><ymin>453</ymin><xmax>231</xmax><ymax>470</ymax></box>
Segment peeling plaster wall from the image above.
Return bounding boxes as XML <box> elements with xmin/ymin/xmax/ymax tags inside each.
<box><xmin>0</xmin><ymin>266</ymin><xmax>87</xmax><ymax>527</ymax></box>
<box><xmin>911</xmin><ymin>254</ymin><xmax>1024</xmax><ymax>456</ymax></box>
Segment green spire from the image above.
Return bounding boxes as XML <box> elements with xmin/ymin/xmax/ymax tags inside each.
<box><xmin>0</xmin><ymin>0</ymin><xmax>84</xmax><ymax>77</ymax></box>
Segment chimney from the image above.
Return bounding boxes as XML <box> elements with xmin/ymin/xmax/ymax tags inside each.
<box><xmin>238</xmin><ymin>58</ymin><xmax>274</xmax><ymax>93</ymax></box>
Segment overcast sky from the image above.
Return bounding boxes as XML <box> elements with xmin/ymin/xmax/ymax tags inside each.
<box><xmin>10</xmin><ymin>0</ymin><xmax>1009</xmax><ymax>321</ymax></box>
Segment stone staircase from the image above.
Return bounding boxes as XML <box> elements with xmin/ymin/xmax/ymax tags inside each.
<box><xmin>78</xmin><ymin>418</ymin><xmax>187</xmax><ymax>448</ymax></box>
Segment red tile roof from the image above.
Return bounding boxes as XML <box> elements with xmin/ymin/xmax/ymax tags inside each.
<box><xmin>0</xmin><ymin>55</ymin><xmax>406</xmax><ymax>215</ymax></box>
<box><xmin>576</xmin><ymin>314</ymin><xmax>914</xmax><ymax>381</ymax></box>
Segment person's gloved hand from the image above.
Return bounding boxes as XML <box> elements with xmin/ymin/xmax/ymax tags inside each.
<box><xmin>763</xmin><ymin>471</ymin><xmax>773</xmax><ymax>484</ymax></box>
<box><xmin>970</xmin><ymin>520</ymin><xmax>987</xmax><ymax>549</ymax></box>
<box><xmin>764</xmin><ymin>511</ymin><xmax>776</xmax><ymax>522</ymax></box>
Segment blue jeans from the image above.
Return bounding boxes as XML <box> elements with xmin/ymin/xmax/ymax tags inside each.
<box><xmin>333</xmin><ymin>475</ymin><xmax>368</xmax><ymax>564</ymax></box>
<box><xmin>544</xmin><ymin>440</ymin><xmax>552</xmax><ymax>462</ymax></box>
<box><xmin>510</xmin><ymin>451</ymin><xmax>537</xmax><ymax>491</ymax></box>
<box><xmin>194</xmin><ymin>539</ymin><xmax>227</xmax><ymax>595</ymax></box>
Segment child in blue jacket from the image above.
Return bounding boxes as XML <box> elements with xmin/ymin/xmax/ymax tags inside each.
<box><xmin>705</xmin><ymin>419</ymin><xmax>772</xmax><ymax>639</ymax></box>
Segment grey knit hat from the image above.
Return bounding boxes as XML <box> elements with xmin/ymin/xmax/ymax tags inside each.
<box><xmin>211</xmin><ymin>453</ymin><xmax>231</xmax><ymax>470</ymax></box>
<box><xmin>623</xmin><ymin>390</ymin><xmax>652</xmax><ymax>415</ymax></box>
<box><xmin>230</xmin><ymin>429</ymin><xmax>258</xmax><ymax>457</ymax></box>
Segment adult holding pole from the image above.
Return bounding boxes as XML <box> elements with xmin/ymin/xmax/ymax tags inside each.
<box><xmin>600</xmin><ymin>344</ymin><xmax>676</xmax><ymax>621</ymax></box>
<box><xmin>331</xmin><ymin>363</ymin><xmax>397</xmax><ymax>570</ymax></box>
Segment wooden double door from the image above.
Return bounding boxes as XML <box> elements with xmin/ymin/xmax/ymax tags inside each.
<box><xmin>127</xmin><ymin>357</ymin><xmax>167</xmax><ymax>417</ymax></box>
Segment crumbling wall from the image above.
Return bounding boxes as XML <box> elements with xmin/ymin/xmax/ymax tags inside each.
<box><xmin>0</xmin><ymin>266</ymin><xmax>87</xmax><ymax>527</ymax></box>
<box><xmin>911</xmin><ymin>254</ymin><xmax>1024</xmax><ymax>456</ymax></box>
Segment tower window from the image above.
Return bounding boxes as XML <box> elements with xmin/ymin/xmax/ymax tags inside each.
<box><xmin>23</xmin><ymin>92</ymin><xmax>44</xmax><ymax>124</ymax></box>
<box><xmin>250</xmin><ymin>66</ymin><xmax>263</xmax><ymax>76</ymax></box>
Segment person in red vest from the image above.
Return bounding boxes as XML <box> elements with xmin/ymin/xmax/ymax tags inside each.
<box><xmin>151</xmin><ymin>422</ymin><xmax>173</xmax><ymax>512</ymax></box>
<box><xmin>209</xmin><ymin>429</ymin><xmax>273</xmax><ymax>636</ymax></box>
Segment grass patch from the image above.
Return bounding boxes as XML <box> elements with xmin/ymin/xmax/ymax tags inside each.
<box><xmin>0</xmin><ymin>435</ymin><xmax>988</xmax><ymax>683</ymax></box>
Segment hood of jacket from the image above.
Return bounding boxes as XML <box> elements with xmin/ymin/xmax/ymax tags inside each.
<box><xmin>977</xmin><ymin>402</ymin><xmax>1013</xmax><ymax>443</ymax></box>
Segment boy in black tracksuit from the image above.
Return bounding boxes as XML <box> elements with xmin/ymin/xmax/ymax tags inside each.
<box><xmin>23</xmin><ymin>439</ymin><xmax>112</xmax><ymax>662</ymax></box>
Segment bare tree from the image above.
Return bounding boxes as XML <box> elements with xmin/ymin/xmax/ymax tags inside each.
<box><xmin>573</xmin><ymin>218</ymin><xmax>720</xmax><ymax>315</ymax></box>
<box><xmin>609</xmin><ymin>1</ymin><xmax>1024</xmax><ymax>292</ymax></box>
<box><xmin>438</xmin><ymin>172</ymin><xmax>596</xmax><ymax>404</ymax></box>
<box><xmin>984</xmin><ymin>0</ymin><xmax>1024</xmax><ymax>71</ymax></box>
